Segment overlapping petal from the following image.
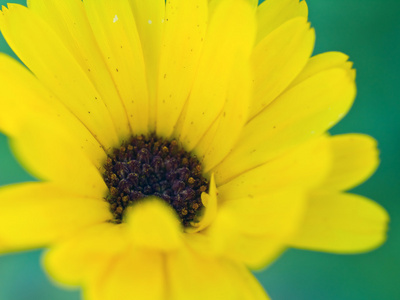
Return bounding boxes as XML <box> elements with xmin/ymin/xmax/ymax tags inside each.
<box><xmin>0</xmin><ymin>4</ymin><xmax>119</xmax><ymax>149</ymax></box>
<box><xmin>0</xmin><ymin>183</ymin><xmax>110</xmax><ymax>253</ymax></box>
<box><xmin>250</xmin><ymin>17</ymin><xmax>315</xmax><ymax>119</ymax></box>
<box><xmin>289</xmin><ymin>192</ymin><xmax>389</xmax><ymax>253</ymax></box>
<box><xmin>84</xmin><ymin>249</ymin><xmax>166</xmax><ymax>300</ymax></box>
<box><xmin>156</xmin><ymin>0</ymin><xmax>208</xmax><ymax>138</ymax></box>
<box><xmin>27</xmin><ymin>0</ymin><xmax>132</xmax><ymax>139</ymax></box>
<box><xmin>0</xmin><ymin>54</ymin><xmax>105</xmax><ymax>167</ymax></box>
<box><xmin>214</xmin><ymin>60</ymin><xmax>356</xmax><ymax>181</ymax></box>
<box><xmin>318</xmin><ymin>134</ymin><xmax>379</xmax><ymax>191</ymax></box>
<box><xmin>44</xmin><ymin>223</ymin><xmax>128</xmax><ymax>286</ymax></box>
<box><xmin>84</xmin><ymin>0</ymin><xmax>150</xmax><ymax>134</ymax></box>
<box><xmin>174</xmin><ymin>0</ymin><xmax>256</xmax><ymax>150</ymax></box>
<box><xmin>166</xmin><ymin>246</ymin><xmax>270</xmax><ymax>300</ymax></box>
<box><xmin>256</xmin><ymin>0</ymin><xmax>308</xmax><ymax>43</ymax></box>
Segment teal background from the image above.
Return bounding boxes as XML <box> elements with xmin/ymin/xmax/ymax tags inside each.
<box><xmin>0</xmin><ymin>0</ymin><xmax>399</xmax><ymax>299</ymax></box>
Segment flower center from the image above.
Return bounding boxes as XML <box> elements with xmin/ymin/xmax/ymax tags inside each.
<box><xmin>103</xmin><ymin>134</ymin><xmax>208</xmax><ymax>227</ymax></box>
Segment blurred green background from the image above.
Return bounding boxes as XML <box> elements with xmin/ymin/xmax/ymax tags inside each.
<box><xmin>0</xmin><ymin>0</ymin><xmax>399</xmax><ymax>299</ymax></box>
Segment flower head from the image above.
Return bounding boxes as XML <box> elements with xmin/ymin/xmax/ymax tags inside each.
<box><xmin>0</xmin><ymin>0</ymin><xmax>388</xmax><ymax>299</ymax></box>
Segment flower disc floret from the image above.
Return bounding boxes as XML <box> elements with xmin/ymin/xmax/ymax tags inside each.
<box><xmin>103</xmin><ymin>134</ymin><xmax>208</xmax><ymax>227</ymax></box>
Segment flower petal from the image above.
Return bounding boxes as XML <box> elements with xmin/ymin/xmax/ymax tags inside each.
<box><xmin>250</xmin><ymin>17</ymin><xmax>315</xmax><ymax>119</ymax></box>
<box><xmin>289</xmin><ymin>192</ymin><xmax>389</xmax><ymax>253</ymax></box>
<box><xmin>0</xmin><ymin>54</ymin><xmax>105</xmax><ymax>168</ymax></box>
<box><xmin>174</xmin><ymin>0</ymin><xmax>256</xmax><ymax>150</ymax></box>
<box><xmin>319</xmin><ymin>134</ymin><xmax>379</xmax><ymax>191</ymax></box>
<box><xmin>9</xmin><ymin>118</ymin><xmax>107</xmax><ymax>197</ymax></box>
<box><xmin>167</xmin><ymin>246</ymin><xmax>270</xmax><ymax>300</ymax></box>
<box><xmin>0</xmin><ymin>183</ymin><xmax>110</xmax><ymax>253</ymax></box>
<box><xmin>129</xmin><ymin>0</ymin><xmax>165</xmax><ymax>128</ymax></box>
<box><xmin>26</xmin><ymin>0</ymin><xmax>132</xmax><ymax>139</ymax></box>
<box><xmin>218</xmin><ymin>190</ymin><xmax>305</xmax><ymax>237</ymax></box>
<box><xmin>217</xmin><ymin>135</ymin><xmax>331</xmax><ymax>196</ymax></box>
<box><xmin>207</xmin><ymin>190</ymin><xmax>304</xmax><ymax>268</ymax></box>
<box><xmin>289</xmin><ymin>51</ymin><xmax>354</xmax><ymax>88</ymax></box>
<box><xmin>196</xmin><ymin>55</ymin><xmax>251</xmax><ymax>172</ymax></box>
<box><xmin>256</xmin><ymin>0</ymin><xmax>308</xmax><ymax>44</ymax></box>
<box><xmin>215</xmin><ymin>64</ymin><xmax>356</xmax><ymax>179</ymax></box>
<box><xmin>125</xmin><ymin>198</ymin><xmax>183</xmax><ymax>251</ymax></box>
<box><xmin>84</xmin><ymin>249</ymin><xmax>165</xmax><ymax>300</ymax></box>
<box><xmin>186</xmin><ymin>173</ymin><xmax>218</xmax><ymax>233</ymax></box>
<box><xmin>44</xmin><ymin>223</ymin><xmax>128</xmax><ymax>286</ymax></box>
<box><xmin>84</xmin><ymin>0</ymin><xmax>151</xmax><ymax>134</ymax></box>
<box><xmin>156</xmin><ymin>0</ymin><xmax>208</xmax><ymax>138</ymax></box>
<box><xmin>0</xmin><ymin>4</ymin><xmax>119</xmax><ymax>149</ymax></box>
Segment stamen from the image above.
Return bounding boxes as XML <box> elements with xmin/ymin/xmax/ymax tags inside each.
<box><xmin>103</xmin><ymin>134</ymin><xmax>209</xmax><ymax>227</ymax></box>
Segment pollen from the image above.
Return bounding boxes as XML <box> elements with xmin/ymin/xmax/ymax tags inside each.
<box><xmin>103</xmin><ymin>134</ymin><xmax>209</xmax><ymax>227</ymax></box>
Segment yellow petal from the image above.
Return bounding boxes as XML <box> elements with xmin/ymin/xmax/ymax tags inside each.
<box><xmin>26</xmin><ymin>0</ymin><xmax>131</xmax><ymax>139</ymax></box>
<box><xmin>217</xmin><ymin>135</ymin><xmax>331</xmax><ymax>196</ymax></box>
<box><xmin>156</xmin><ymin>0</ymin><xmax>208</xmax><ymax>138</ymax></box>
<box><xmin>174</xmin><ymin>0</ymin><xmax>256</xmax><ymax>150</ymax></box>
<box><xmin>289</xmin><ymin>51</ymin><xmax>355</xmax><ymax>88</ymax></box>
<box><xmin>186</xmin><ymin>173</ymin><xmax>218</xmax><ymax>233</ymax></box>
<box><xmin>250</xmin><ymin>17</ymin><xmax>315</xmax><ymax>119</ymax></box>
<box><xmin>256</xmin><ymin>0</ymin><xmax>308</xmax><ymax>44</ymax></box>
<box><xmin>0</xmin><ymin>183</ymin><xmax>110</xmax><ymax>253</ymax></box>
<box><xmin>129</xmin><ymin>0</ymin><xmax>165</xmax><ymax>129</ymax></box>
<box><xmin>0</xmin><ymin>4</ymin><xmax>119</xmax><ymax>149</ymax></box>
<box><xmin>207</xmin><ymin>190</ymin><xmax>304</xmax><ymax>268</ymax></box>
<box><xmin>0</xmin><ymin>54</ymin><xmax>105</xmax><ymax>168</ymax></box>
<box><xmin>167</xmin><ymin>246</ymin><xmax>270</xmax><ymax>300</ymax></box>
<box><xmin>197</xmin><ymin>54</ymin><xmax>251</xmax><ymax>172</ymax></box>
<box><xmin>84</xmin><ymin>249</ymin><xmax>165</xmax><ymax>300</ymax></box>
<box><xmin>289</xmin><ymin>192</ymin><xmax>389</xmax><ymax>253</ymax></box>
<box><xmin>9</xmin><ymin>119</ymin><xmax>108</xmax><ymax>198</ymax></box>
<box><xmin>319</xmin><ymin>134</ymin><xmax>379</xmax><ymax>191</ymax></box>
<box><xmin>125</xmin><ymin>198</ymin><xmax>183</xmax><ymax>251</ymax></box>
<box><xmin>215</xmin><ymin>65</ymin><xmax>356</xmax><ymax>179</ymax></box>
<box><xmin>84</xmin><ymin>0</ymin><xmax>150</xmax><ymax>134</ymax></box>
<box><xmin>43</xmin><ymin>223</ymin><xmax>128</xmax><ymax>286</ymax></box>
<box><xmin>219</xmin><ymin>190</ymin><xmax>305</xmax><ymax>237</ymax></box>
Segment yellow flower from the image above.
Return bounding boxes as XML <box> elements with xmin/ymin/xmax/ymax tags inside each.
<box><xmin>0</xmin><ymin>0</ymin><xmax>388</xmax><ymax>299</ymax></box>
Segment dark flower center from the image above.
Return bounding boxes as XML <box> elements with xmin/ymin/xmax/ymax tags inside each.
<box><xmin>103</xmin><ymin>134</ymin><xmax>208</xmax><ymax>227</ymax></box>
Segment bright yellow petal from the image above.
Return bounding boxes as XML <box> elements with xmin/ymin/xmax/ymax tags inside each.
<box><xmin>0</xmin><ymin>4</ymin><xmax>119</xmax><ymax>149</ymax></box>
<box><xmin>174</xmin><ymin>0</ymin><xmax>256</xmax><ymax>150</ymax></box>
<box><xmin>0</xmin><ymin>54</ymin><xmax>105</xmax><ymax>168</ymax></box>
<box><xmin>84</xmin><ymin>0</ymin><xmax>151</xmax><ymax>134</ymax></box>
<box><xmin>9</xmin><ymin>119</ymin><xmax>107</xmax><ymax>198</ymax></box>
<box><xmin>125</xmin><ymin>198</ymin><xmax>183</xmax><ymax>251</ymax></box>
<box><xmin>196</xmin><ymin>55</ymin><xmax>251</xmax><ymax>172</ymax></box>
<box><xmin>250</xmin><ymin>17</ymin><xmax>315</xmax><ymax>119</ymax></box>
<box><xmin>187</xmin><ymin>173</ymin><xmax>218</xmax><ymax>233</ymax></box>
<box><xmin>167</xmin><ymin>246</ymin><xmax>270</xmax><ymax>300</ymax></box>
<box><xmin>289</xmin><ymin>192</ymin><xmax>389</xmax><ymax>253</ymax></box>
<box><xmin>217</xmin><ymin>135</ymin><xmax>331</xmax><ymax>196</ymax></box>
<box><xmin>26</xmin><ymin>0</ymin><xmax>131</xmax><ymax>139</ymax></box>
<box><xmin>319</xmin><ymin>134</ymin><xmax>379</xmax><ymax>191</ymax></box>
<box><xmin>207</xmin><ymin>190</ymin><xmax>304</xmax><ymax>268</ymax></box>
<box><xmin>83</xmin><ymin>249</ymin><xmax>165</xmax><ymax>300</ymax></box>
<box><xmin>43</xmin><ymin>223</ymin><xmax>128</xmax><ymax>286</ymax></box>
<box><xmin>218</xmin><ymin>190</ymin><xmax>305</xmax><ymax>237</ymax></box>
<box><xmin>215</xmin><ymin>65</ymin><xmax>356</xmax><ymax>179</ymax></box>
<box><xmin>0</xmin><ymin>183</ymin><xmax>110</xmax><ymax>253</ymax></box>
<box><xmin>129</xmin><ymin>0</ymin><xmax>165</xmax><ymax>129</ymax></box>
<box><xmin>256</xmin><ymin>0</ymin><xmax>308</xmax><ymax>44</ymax></box>
<box><xmin>156</xmin><ymin>0</ymin><xmax>208</xmax><ymax>138</ymax></box>
<box><xmin>289</xmin><ymin>51</ymin><xmax>355</xmax><ymax>88</ymax></box>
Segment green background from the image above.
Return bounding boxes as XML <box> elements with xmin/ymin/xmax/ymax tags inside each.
<box><xmin>0</xmin><ymin>0</ymin><xmax>399</xmax><ymax>299</ymax></box>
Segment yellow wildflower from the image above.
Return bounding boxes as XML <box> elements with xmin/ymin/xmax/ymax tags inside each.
<box><xmin>0</xmin><ymin>0</ymin><xmax>388</xmax><ymax>299</ymax></box>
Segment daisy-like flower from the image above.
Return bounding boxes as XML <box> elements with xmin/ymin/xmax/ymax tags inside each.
<box><xmin>0</xmin><ymin>0</ymin><xmax>388</xmax><ymax>299</ymax></box>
